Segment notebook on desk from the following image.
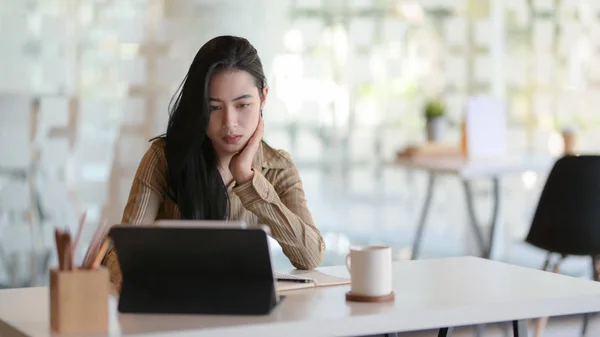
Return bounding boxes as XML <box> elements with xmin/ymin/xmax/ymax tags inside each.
<box><xmin>275</xmin><ymin>270</ymin><xmax>350</xmax><ymax>292</ymax></box>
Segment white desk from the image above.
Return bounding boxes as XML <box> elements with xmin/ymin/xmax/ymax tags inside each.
<box><xmin>396</xmin><ymin>155</ymin><xmax>556</xmax><ymax>260</ymax></box>
<box><xmin>2</xmin><ymin>257</ymin><xmax>600</xmax><ymax>337</ymax></box>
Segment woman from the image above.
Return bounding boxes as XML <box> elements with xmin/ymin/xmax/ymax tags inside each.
<box><xmin>103</xmin><ymin>36</ymin><xmax>325</xmax><ymax>289</ymax></box>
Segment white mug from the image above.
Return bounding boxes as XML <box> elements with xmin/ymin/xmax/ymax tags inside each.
<box><xmin>345</xmin><ymin>245</ymin><xmax>392</xmax><ymax>297</ymax></box>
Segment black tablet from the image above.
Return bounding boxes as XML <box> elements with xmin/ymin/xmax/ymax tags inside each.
<box><xmin>109</xmin><ymin>225</ymin><xmax>280</xmax><ymax>315</ymax></box>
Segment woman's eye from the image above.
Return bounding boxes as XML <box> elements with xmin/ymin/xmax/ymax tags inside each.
<box><xmin>209</xmin><ymin>105</ymin><xmax>221</xmax><ymax>111</ymax></box>
<box><xmin>237</xmin><ymin>103</ymin><xmax>250</xmax><ymax>109</ymax></box>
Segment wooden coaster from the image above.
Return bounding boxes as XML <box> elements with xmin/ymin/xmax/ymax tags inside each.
<box><xmin>346</xmin><ymin>291</ymin><xmax>395</xmax><ymax>303</ymax></box>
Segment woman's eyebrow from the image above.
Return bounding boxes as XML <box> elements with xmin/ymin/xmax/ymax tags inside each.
<box><xmin>232</xmin><ymin>94</ymin><xmax>253</xmax><ymax>101</ymax></box>
<box><xmin>208</xmin><ymin>94</ymin><xmax>252</xmax><ymax>102</ymax></box>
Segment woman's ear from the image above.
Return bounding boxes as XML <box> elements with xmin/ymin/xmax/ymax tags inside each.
<box><xmin>260</xmin><ymin>86</ymin><xmax>269</xmax><ymax>110</ymax></box>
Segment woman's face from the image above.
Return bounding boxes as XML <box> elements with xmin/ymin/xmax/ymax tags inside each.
<box><xmin>206</xmin><ymin>69</ymin><xmax>267</xmax><ymax>157</ymax></box>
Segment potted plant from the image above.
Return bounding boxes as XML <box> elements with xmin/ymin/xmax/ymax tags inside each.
<box><xmin>424</xmin><ymin>99</ymin><xmax>446</xmax><ymax>142</ymax></box>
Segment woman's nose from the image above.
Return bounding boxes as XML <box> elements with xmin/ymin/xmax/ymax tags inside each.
<box><xmin>222</xmin><ymin>108</ymin><xmax>238</xmax><ymax>128</ymax></box>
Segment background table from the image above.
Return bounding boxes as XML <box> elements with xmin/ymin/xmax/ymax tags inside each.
<box><xmin>2</xmin><ymin>257</ymin><xmax>600</xmax><ymax>337</ymax></box>
<box><xmin>396</xmin><ymin>155</ymin><xmax>556</xmax><ymax>260</ymax></box>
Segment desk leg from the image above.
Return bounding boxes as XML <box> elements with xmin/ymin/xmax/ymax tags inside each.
<box><xmin>462</xmin><ymin>178</ymin><xmax>501</xmax><ymax>259</ymax></box>
<box><xmin>513</xmin><ymin>320</ymin><xmax>527</xmax><ymax>337</ymax></box>
<box><xmin>411</xmin><ymin>173</ymin><xmax>436</xmax><ymax>260</ymax></box>
<box><xmin>438</xmin><ymin>327</ymin><xmax>453</xmax><ymax>337</ymax></box>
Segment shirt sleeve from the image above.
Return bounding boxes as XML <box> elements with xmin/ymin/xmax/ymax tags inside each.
<box><xmin>102</xmin><ymin>141</ymin><xmax>168</xmax><ymax>287</ymax></box>
<box><xmin>233</xmin><ymin>158</ymin><xmax>325</xmax><ymax>270</ymax></box>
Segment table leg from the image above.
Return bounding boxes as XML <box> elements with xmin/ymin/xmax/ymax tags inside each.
<box><xmin>488</xmin><ymin>178</ymin><xmax>502</xmax><ymax>259</ymax></box>
<box><xmin>411</xmin><ymin>173</ymin><xmax>436</xmax><ymax>260</ymax></box>
<box><xmin>462</xmin><ymin>177</ymin><xmax>501</xmax><ymax>259</ymax></box>
<box><xmin>513</xmin><ymin>320</ymin><xmax>528</xmax><ymax>337</ymax></box>
<box><xmin>438</xmin><ymin>327</ymin><xmax>453</xmax><ymax>337</ymax></box>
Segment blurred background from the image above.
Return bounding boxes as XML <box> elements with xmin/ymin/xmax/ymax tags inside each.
<box><xmin>1</xmin><ymin>0</ymin><xmax>600</xmax><ymax>289</ymax></box>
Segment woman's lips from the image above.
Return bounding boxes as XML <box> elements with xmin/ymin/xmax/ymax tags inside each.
<box><xmin>222</xmin><ymin>135</ymin><xmax>242</xmax><ymax>144</ymax></box>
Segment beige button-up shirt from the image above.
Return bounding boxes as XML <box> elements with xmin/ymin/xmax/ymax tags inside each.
<box><xmin>103</xmin><ymin>139</ymin><xmax>326</xmax><ymax>287</ymax></box>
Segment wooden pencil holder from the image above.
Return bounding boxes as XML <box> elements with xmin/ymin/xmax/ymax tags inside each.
<box><xmin>49</xmin><ymin>267</ymin><xmax>109</xmax><ymax>334</ymax></box>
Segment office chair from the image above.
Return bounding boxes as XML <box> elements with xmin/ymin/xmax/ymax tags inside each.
<box><xmin>526</xmin><ymin>155</ymin><xmax>600</xmax><ymax>337</ymax></box>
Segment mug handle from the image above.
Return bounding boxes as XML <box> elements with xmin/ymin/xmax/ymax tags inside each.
<box><xmin>345</xmin><ymin>253</ymin><xmax>351</xmax><ymax>272</ymax></box>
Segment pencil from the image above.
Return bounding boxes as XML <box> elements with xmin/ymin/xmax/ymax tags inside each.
<box><xmin>90</xmin><ymin>240</ymin><xmax>109</xmax><ymax>270</ymax></box>
<box><xmin>63</xmin><ymin>233</ymin><xmax>73</xmax><ymax>271</ymax></box>
<box><xmin>55</xmin><ymin>229</ymin><xmax>64</xmax><ymax>271</ymax></box>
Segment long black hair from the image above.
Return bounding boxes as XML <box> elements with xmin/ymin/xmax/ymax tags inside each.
<box><xmin>156</xmin><ymin>36</ymin><xmax>267</xmax><ymax>220</ymax></box>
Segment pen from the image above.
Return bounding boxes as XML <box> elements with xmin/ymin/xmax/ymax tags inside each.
<box><xmin>90</xmin><ymin>239</ymin><xmax>109</xmax><ymax>270</ymax></box>
<box><xmin>276</xmin><ymin>278</ymin><xmax>313</xmax><ymax>283</ymax></box>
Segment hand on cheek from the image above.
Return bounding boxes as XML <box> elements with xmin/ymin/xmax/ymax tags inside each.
<box><xmin>229</xmin><ymin>117</ymin><xmax>264</xmax><ymax>185</ymax></box>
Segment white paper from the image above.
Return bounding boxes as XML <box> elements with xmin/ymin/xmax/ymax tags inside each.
<box><xmin>465</xmin><ymin>97</ymin><xmax>508</xmax><ymax>159</ymax></box>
